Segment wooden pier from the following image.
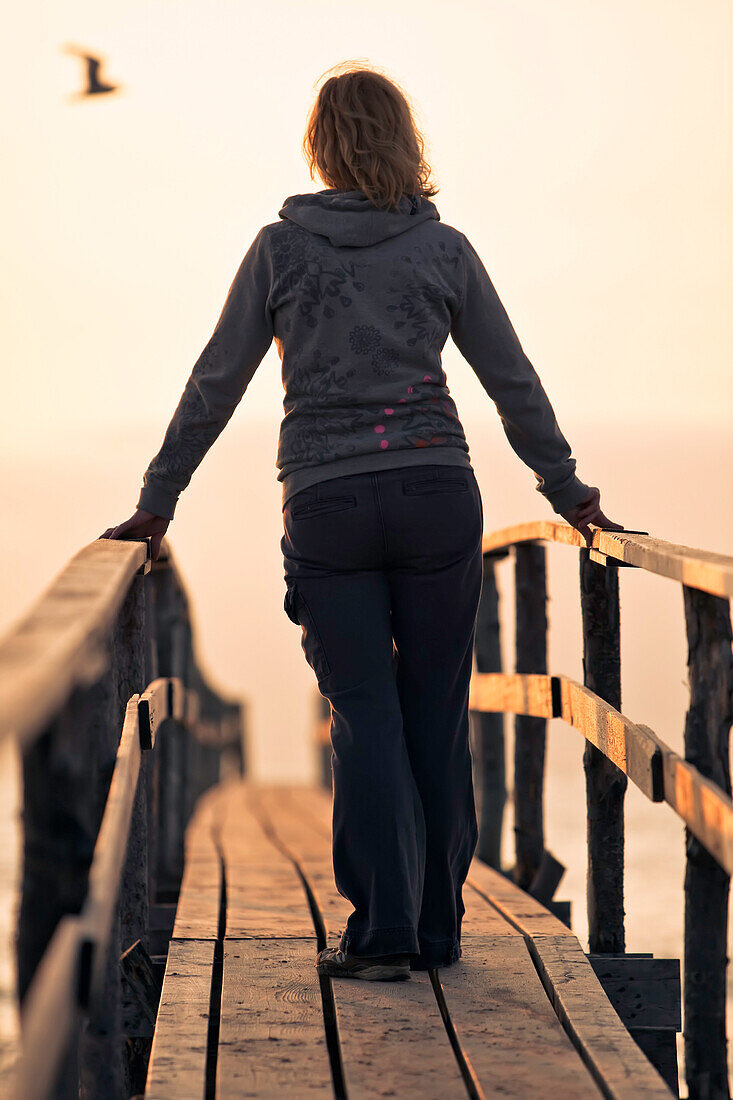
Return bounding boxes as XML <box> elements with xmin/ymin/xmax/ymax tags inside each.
<box><xmin>1</xmin><ymin>520</ymin><xmax>731</xmax><ymax>1098</ymax></box>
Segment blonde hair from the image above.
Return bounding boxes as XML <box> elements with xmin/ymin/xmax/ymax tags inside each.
<box><xmin>303</xmin><ymin>63</ymin><xmax>438</xmax><ymax>213</ymax></box>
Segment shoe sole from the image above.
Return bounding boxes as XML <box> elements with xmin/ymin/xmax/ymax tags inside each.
<box><xmin>316</xmin><ymin>961</ymin><xmax>411</xmax><ymax>981</ymax></box>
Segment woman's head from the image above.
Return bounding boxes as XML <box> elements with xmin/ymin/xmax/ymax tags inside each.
<box><xmin>303</xmin><ymin>63</ymin><xmax>438</xmax><ymax>212</ymax></box>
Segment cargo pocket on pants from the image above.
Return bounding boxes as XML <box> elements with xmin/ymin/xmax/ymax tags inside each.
<box><xmin>283</xmin><ymin>581</ymin><xmax>331</xmax><ymax>681</ymax></box>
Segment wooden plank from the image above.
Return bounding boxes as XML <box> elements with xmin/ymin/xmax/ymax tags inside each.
<box><xmin>469</xmin><ymin>672</ymin><xmax>554</xmax><ymax>718</ymax></box>
<box><xmin>470</xmin><ymin>672</ymin><xmax>733</xmax><ymax>871</ymax></box>
<box><xmin>468</xmin><ymin>673</ymin><xmax>664</xmax><ymax>802</ymax></box>
<box><xmin>465</xmin><ymin>861</ymin><xmax>675</xmax><ymax>1096</ymax></box>
<box><xmin>438</xmin><ymin>934</ymin><xmax>601</xmax><ymax>1098</ymax></box>
<box><xmin>217</xmin><ymin>783</ymin><xmax>316</xmax><ymax>939</ymax></box>
<box><xmin>465</xmin><ymin>858</ymin><xmax>576</xmax><ymax>939</ymax></box>
<box><xmin>172</xmin><ymin>787</ymin><xmax>223</xmax><ymax>941</ymax></box>
<box><xmin>560</xmin><ymin>678</ymin><xmax>662</xmax><ymax>803</ymax></box>
<box><xmin>138</xmin><ymin>677</ymin><xmax>172</xmax><ymax>750</ymax></box>
<box><xmin>254</xmin><ymin>787</ymin><xmax>469</xmax><ymax>1098</ymax></box>
<box><xmin>319</xmin><ymin>928</ymin><xmax>469</xmax><ymax>1100</ymax></box>
<box><xmin>585</xmin><ymin>957</ymin><xmax>681</xmax><ymax>1030</ymax></box>
<box><xmin>0</xmin><ymin>538</ymin><xmax>148</xmax><ymax>745</ymax></box>
<box><xmin>11</xmin><ymin>916</ymin><xmax>82</xmax><ymax>1100</ymax></box>
<box><xmin>285</xmin><ymin>785</ymin><xmax>673</xmax><ymax>1096</ymax></box>
<box><xmin>481</xmin><ymin>522</ymin><xmax>733</xmax><ymax>598</ymax></box>
<box><xmin>145</xmin><ymin>938</ymin><xmax>214</xmax><ymax>1100</ymax></box>
<box><xmin>81</xmin><ymin>696</ymin><xmax>142</xmax><ymax>1003</ymax></box>
<box><xmin>217</xmin><ymin>938</ymin><xmax>332</xmax><ymax>1099</ymax></box>
<box><xmin>529</xmin><ymin>936</ymin><xmax>672</xmax><ymax>1099</ymax></box>
<box><xmin>660</xmin><ymin>744</ymin><xmax>733</xmax><ymax>875</ymax></box>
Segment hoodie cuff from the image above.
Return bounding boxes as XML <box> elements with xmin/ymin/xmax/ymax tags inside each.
<box><xmin>137</xmin><ymin>479</ymin><xmax>179</xmax><ymax>521</ymax></box>
<box><xmin>543</xmin><ymin>476</ymin><xmax>592</xmax><ymax>515</ymax></box>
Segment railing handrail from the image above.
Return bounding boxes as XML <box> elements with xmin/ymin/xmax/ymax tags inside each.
<box><xmin>0</xmin><ymin>537</ymin><xmax>239</xmax><ymax>746</ymax></box>
<box><xmin>6</xmin><ymin>535</ymin><xmax>246</xmax><ymax>1098</ymax></box>
<box><xmin>469</xmin><ymin>670</ymin><xmax>733</xmax><ymax>874</ymax></box>
<box><xmin>482</xmin><ymin>522</ymin><xmax>733</xmax><ymax>598</ymax></box>
<box><xmin>473</xmin><ymin>520</ymin><xmax>733</xmax><ymax>1096</ymax></box>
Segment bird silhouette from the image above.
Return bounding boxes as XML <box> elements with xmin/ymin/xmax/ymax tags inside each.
<box><xmin>63</xmin><ymin>46</ymin><xmax>122</xmax><ymax>99</ymax></box>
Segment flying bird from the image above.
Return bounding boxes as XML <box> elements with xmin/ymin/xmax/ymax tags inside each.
<box><xmin>63</xmin><ymin>46</ymin><xmax>122</xmax><ymax>99</ymax></box>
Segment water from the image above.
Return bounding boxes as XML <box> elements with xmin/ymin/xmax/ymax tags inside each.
<box><xmin>0</xmin><ymin>419</ymin><xmax>730</xmax><ymax>1088</ymax></box>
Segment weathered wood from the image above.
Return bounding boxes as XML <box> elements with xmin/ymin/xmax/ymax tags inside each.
<box><xmin>138</xmin><ymin>678</ymin><xmax>171</xmax><ymax>751</ymax></box>
<box><xmin>513</xmin><ymin>541</ymin><xmax>548</xmax><ymax>888</ymax></box>
<box><xmin>469</xmin><ymin>671</ymin><xmax>555</xmax><ymax>718</ymax></box>
<box><xmin>171</xmin><ymin>790</ymin><xmax>223</xmax><ymax>942</ymax></box>
<box><xmin>471</xmin><ymin>553</ymin><xmax>507</xmax><ymax>868</ymax></box>
<box><xmin>81</xmin><ymin>697</ymin><xmax>142</xmax><ymax>1001</ymax></box>
<box><xmin>11</xmin><ymin>917</ymin><xmax>82</xmax><ymax>1100</ymax></box>
<box><xmin>17</xmin><ymin>684</ymin><xmax>111</xmax><ymax>1002</ymax></box>
<box><xmin>255</xmin><ymin>785</ymin><xmax>500</xmax><ymax>1099</ymax></box>
<box><xmin>0</xmin><ymin>539</ymin><xmax>148</xmax><ymax>745</ymax></box>
<box><xmin>220</xmin><ymin>784</ymin><xmax>321</xmax><ymax>939</ymax></box>
<box><xmin>580</xmin><ymin>551</ymin><xmax>626</xmax><ymax>954</ymax></box>
<box><xmin>481</xmin><ymin>522</ymin><xmax>733</xmax><ymax>598</ymax></box>
<box><xmin>120</xmin><ymin>939</ymin><xmax>161</xmax><ymax>1032</ymax></box>
<box><xmin>145</xmin><ymin>938</ymin><xmax>215</xmax><ymax>1099</ymax></box>
<box><xmin>654</xmin><ymin>736</ymin><xmax>733</xmax><ymax>874</ymax></box>
<box><xmin>466</xmin><ymin>859</ymin><xmax>576</xmax><ymax>940</ymax></box>
<box><xmin>466</xmin><ymin>862</ymin><xmax>676</xmax><ymax>1096</ymax></box>
<box><xmin>585</xmin><ymin>956</ymin><xmax>681</xmax><ymax>1030</ymax></box>
<box><xmin>285</xmin><ymin>784</ymin><xmax>671</xmax><ymax>1098</ymax></box>
<box><xmin>217</xmin><ymin>939</ymin><xmax>332</xmax><ymax>1099</ymax></box>
<box><xmin>681</xmin><ymin>586</ymin><xmax>733</xmax><ymax>1100</ymax></box>
<box><xmin>629</xmin><ymin>1029</ymin><xmax>679</xmax><ymax>1098</ymax></box>
<box><xmin>561</xmin><ymin>681</ymin><xmax>663</xmax><ymax>802</ymax></box>
<box><xmin>439</xmin><ymin>935</ymin><xmax>600</xmax><ymax>1098</ymax></box>
<box><xmin>529</xmin><ymin>936</ymin><xmax>672</xmax><ymax>1099</ymax></box>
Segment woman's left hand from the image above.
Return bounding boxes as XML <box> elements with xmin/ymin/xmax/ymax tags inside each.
<box><xmin>99</xmin><ymin>508</ymin><xmax>170</xmax><ymax>561</ymax></box>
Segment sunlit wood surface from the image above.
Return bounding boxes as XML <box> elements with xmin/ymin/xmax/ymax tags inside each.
<box><xmin>145</xmin><ymin>781</ymin><xmax>671</xmax><ymax>1099</ymax></box>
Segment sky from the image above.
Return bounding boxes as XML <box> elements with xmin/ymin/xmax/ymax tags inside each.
<box><xmin>2</xmin><ymin>0</ymin><xmax>731</xmax><ymax>460</ymax></box>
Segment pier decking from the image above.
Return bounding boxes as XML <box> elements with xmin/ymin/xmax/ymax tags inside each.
<box><xmin>145</xmin><ymin>780</ymin><xmax>669</xmax><ymax>1099</ymax></box>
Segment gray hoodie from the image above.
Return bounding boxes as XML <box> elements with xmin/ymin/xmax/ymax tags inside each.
<box><xmin>137</xmin><ymin>189</ymin><xmax>590</xmax><ymax>518</ymax></box>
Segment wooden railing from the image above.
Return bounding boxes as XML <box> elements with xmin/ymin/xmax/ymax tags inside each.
<box><xmin>0</xmin><ymin>537</ymin><xmax>245</xmax><ymax>1099</ymax></box>
<box><xmin>469</xmin><ymin>523</ymin><xmax>733</xmax><ymax>1098</ymax></box>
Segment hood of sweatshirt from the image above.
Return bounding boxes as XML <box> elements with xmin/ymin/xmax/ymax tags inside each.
<box><xmin>278</xmin><ymin>189</ymin><xmax>440</xmax><ymax>248</ymax></box>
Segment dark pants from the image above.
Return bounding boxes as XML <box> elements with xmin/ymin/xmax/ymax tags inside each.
<box><xmin>281</xmin><ymin>463</ymin><xmax>484</xmax><ymax>969</ymax></box>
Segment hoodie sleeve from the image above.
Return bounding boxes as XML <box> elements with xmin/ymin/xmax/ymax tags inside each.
<box><xmin>137</xmin><ymin>227</ymin><xmax>274</xmax><ymax>520</ymax></box>
<box><xmin>450</xmin><ymin>233</ymin><xmax>590</xmax><ymax>514</ymax></box>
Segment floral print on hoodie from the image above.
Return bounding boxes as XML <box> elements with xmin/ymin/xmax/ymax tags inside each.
<box><xmin>137</xmin><ymin>190</ymin><xmax>590</xmax><ymax>517</ymax></box>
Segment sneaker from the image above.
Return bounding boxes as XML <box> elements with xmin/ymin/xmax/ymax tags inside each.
<box><xmin>315</xmin><ymin>947</ymin><xmax>411</xmax><ymax>981</ymax></box>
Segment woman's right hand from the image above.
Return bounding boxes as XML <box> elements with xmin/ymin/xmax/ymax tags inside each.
<box><xmin>559</xmin><ymin>487</ymin><xmax>624</xmax><ymax>548</ymax></box>
<box><xmin>99</xmin><ymin>508</ymin><xmax>170</xmax><ymax>561</ymax></box>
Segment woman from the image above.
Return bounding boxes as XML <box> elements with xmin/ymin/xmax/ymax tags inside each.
<box><xmin>102</xmin><ymin>65</ymin><xmax>620</xmax><ymax>981</ymax></box>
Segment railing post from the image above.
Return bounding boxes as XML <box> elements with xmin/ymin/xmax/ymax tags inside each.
<box><xmin>151</xmin><ymin>565</ymin><xmax>189</xmax><ymax>894</ymax></box>
<box><xmin>143</xmin><ymin>571</ymin><xmax>160</xmax><ymax>910</ymax></box>
<box><xmin>682</xmin><ymin>586</ymin><xmax>733</xmax><ymax>1100</ymax></box>
<box><xmin>471</xmin><ymin>552</ymin><xmax>507</xmax><ymax>869</ymax></box>
<box><xmin>513</xmin><ymin>542</ymin><xmax>548</xmax><ymax>887</ymax></box>
<box><xmin>580</xmin><ymin>550</ymin><xmax>626</xmax><ymax>953</ymax></box>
